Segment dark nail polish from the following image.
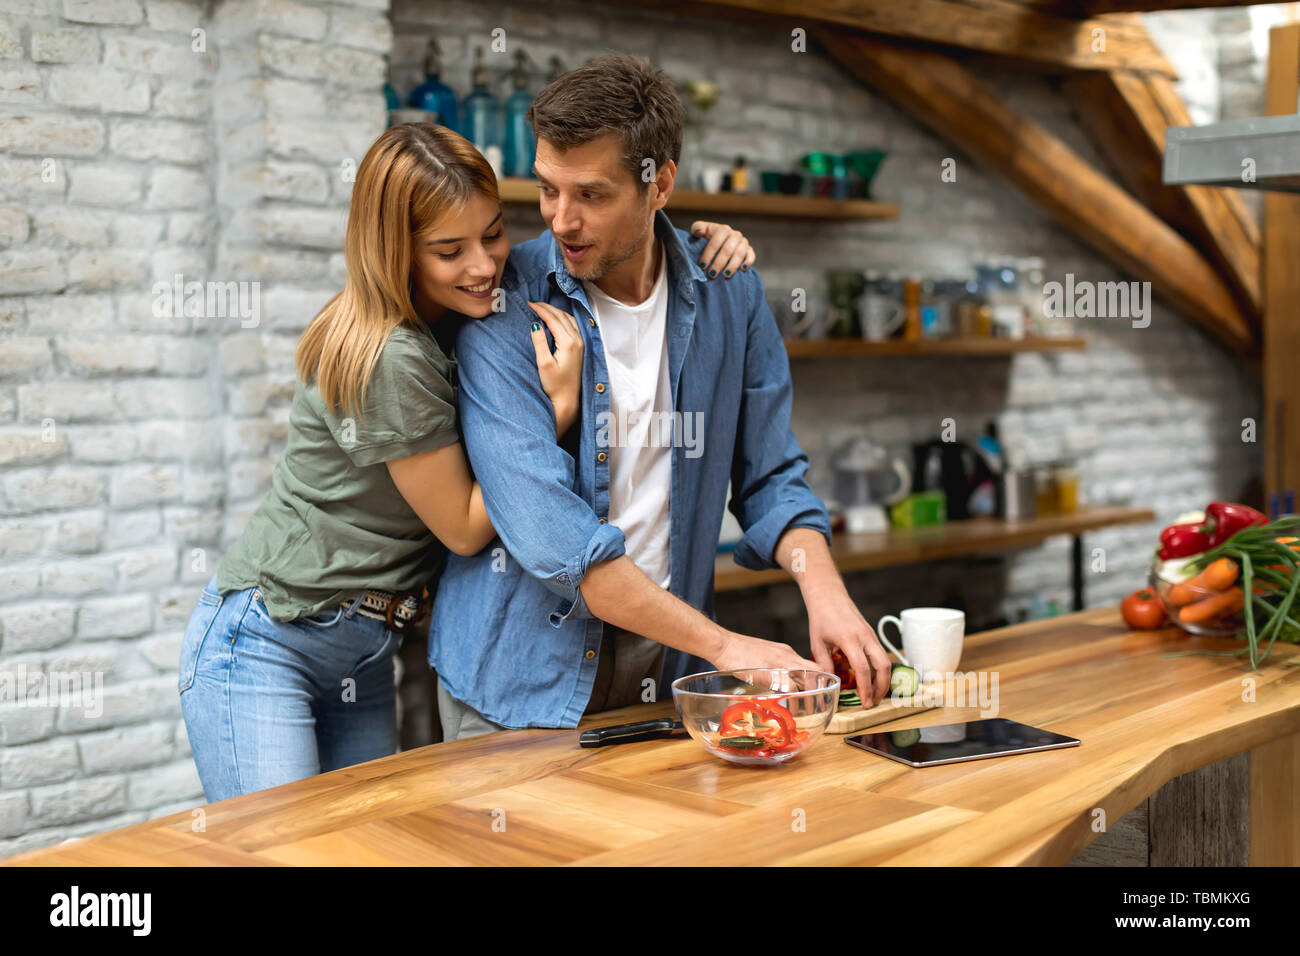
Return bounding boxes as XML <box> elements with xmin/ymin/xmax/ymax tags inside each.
<box><xmin>709</xmin><ymin>269</ymin><xmax>716</xmax><ymax>277</ymax></box>
<box><xmin>531</xmin><ymin>321</ymin><xmax>540</xmax><ymax>332</ymax></box>
<box><xmin>724</xmin><ymin>269</ymin><xmax>732</xmax><ymax>277</ymax></box>
<box><xmin>699</xmin><ymin>259</ymin><xmax>706</xmax><ymax>266</ymax></box>
<box><xmin>742</xmin><ymin>263</ymin><xmax>749</xmax><ymax>271</ymax></box>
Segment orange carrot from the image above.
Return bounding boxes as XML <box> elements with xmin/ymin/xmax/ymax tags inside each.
<box><xmin>1167</xmin><ymin>557</ymin><xmax>1239</xmax><ymax>606</ymax></box>
<box><xmin>1179</xmin><ymin>586</ymin><xmax>1244</xmax><ymax>624</ymax></box>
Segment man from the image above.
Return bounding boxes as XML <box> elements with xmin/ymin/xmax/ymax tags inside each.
<box><xmin>430</xmin><ymin>54</ymin><xmax>890</xmax><ymax>738</ymax></box>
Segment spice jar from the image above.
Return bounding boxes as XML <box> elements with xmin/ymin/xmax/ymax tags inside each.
<box><xmin>1054</xmin><ymin>463</ymin><xmax>1079</xmax><ymax>513</ymax></box>
<box><xmin>1034</xmin><ymin>466</ymin><xmax>1058</xmax><ymax>517</ymax></box>
<box><xmin>902</xmin><ymin>275</ymin><xmax>922</xmax><ymax>341</ymax></box>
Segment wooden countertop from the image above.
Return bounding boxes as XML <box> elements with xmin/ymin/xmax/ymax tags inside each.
<box><xmin>8</xmin><ymin>606</ymin><xmax>1298</xmax><ymax>866</ymax></box>
<box><xmin>715</xmin><ymin>505</ymin><xmax>1156</xmax><ymax>591</ymax></box>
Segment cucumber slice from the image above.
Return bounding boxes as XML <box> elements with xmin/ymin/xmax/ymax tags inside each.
<box><xmin>718</xmin><ymin>735</ymin><xmax>766</xmax><ymax>749</ymax></box>
<box><xmin>889</xmin><ymin>664</ymin><xmax>920</xmax><ymax>698</ymax></box>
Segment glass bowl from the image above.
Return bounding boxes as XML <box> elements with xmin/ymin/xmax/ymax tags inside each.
<box><xmin>1149</xmin><ymin>560</ymin><xmax>1242</xmax><ymax>638</ymax></box>
<box><xmin>671</xmin><ymin>669</ymin><xmax>839</xmax><ymax>766</ymax></box>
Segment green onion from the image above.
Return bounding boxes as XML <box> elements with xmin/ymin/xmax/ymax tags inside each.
<box><xmin>1177</xmin><ymin>517</ymin><xmax>1300</xmax><ymax>671</ymax></box>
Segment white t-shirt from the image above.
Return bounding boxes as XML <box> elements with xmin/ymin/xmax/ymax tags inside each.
<box><xmin>581</xmin><ymin>246</ymin><xmax>673</xmax><ymax>590</ymax></box>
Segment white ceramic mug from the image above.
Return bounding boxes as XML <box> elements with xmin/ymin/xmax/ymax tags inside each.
<box><xmin>860</xmin><ymin>289</ymin><xmax>905</xmax><ymax>341</ymax></box>
<box><xmin>876</xmin><ymin>607</ymin><xmax>965</xmax><ymax>682</ymax></box>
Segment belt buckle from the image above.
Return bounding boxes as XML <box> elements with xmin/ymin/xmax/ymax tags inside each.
<box><xmin>384</xmin><ymin>587</ymin><xmax>420</xmax><ymax>633</ymax></box>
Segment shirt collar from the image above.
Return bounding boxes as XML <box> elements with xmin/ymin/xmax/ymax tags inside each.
<box><xmin>545</xmin><ymin>208</ymin><xmax>709</xmax><ymax>301</ymax></box>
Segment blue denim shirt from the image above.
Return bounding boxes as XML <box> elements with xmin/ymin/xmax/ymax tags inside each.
<box><xmin>429</xmin><ymin>209</ymin><xmax>831</xmax><ymax>729</ymax></box>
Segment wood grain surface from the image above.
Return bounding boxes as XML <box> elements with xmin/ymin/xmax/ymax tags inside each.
<box><xmin>6</xmin><ymin>607</ymin><xmax>1298</xmax><ymax>867</ymax></box>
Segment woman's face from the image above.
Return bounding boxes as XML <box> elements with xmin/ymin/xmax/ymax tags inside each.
<box><xmin>410</xmin><ymin>191</ymin><xmax>510</xmax><ymax>322</ymax></box>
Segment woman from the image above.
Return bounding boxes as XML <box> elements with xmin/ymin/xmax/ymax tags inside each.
<box><xmin>177</xmin><ymin>122</ymin><xmax>757</xmax><ymax>802</ymax></box>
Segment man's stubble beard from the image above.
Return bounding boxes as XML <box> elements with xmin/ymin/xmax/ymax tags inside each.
<box><xmin>564</xmin><ymin>210</ymin><xmax>655</xmax><ymax>282</ymax></box>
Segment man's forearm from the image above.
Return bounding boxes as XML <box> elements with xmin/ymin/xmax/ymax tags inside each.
<box><xmin>579</xmin><ymin>556</ymin><xmax>726</xmax><ymax>661</ymax></box>
<box><xmin>774</xmin><ymin>526</ymin><xmax>847</xmax><ymax>602</ymax></box>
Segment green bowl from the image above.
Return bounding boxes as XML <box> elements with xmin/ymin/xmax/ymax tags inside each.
<box><xmin>846</xmin><ymin>149</ymin><xmax>887</xmax><ymax>197</ymax></box>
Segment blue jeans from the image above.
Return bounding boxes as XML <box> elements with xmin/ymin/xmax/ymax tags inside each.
<box><xmin>178</xmin><ymin>574</ymin><xmax>400</xmax><ymax>803</ymax></box>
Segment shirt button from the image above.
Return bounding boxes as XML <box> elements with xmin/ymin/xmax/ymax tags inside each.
<box><xmin>587</xmin><ymin>316</ymin><xmax>595</xmax><ymax>327</ymax></box>
<box><xmin>597</xmin><ymin>451</ymin><xmax>607</xmax><ymax>462</ymax></box>
<box><xmin>598</xmin><ymin>517</ymin><xmax>607</xmax><ymax>524</ymax></box>
<box><xmin>585</xmin><ymin>649</ymin><xmax>596</xmax><ymax>660</ymax></box>
<box><xmin>595</xmin><ymin>382</ymin><xmax>606</xmax><ymax>393</ymax></box>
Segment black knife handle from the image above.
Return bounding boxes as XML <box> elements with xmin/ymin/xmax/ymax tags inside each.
<box><xmin>578</xmin><ymin>717</ymin><xmax>679</xmax><ymax>748</ymax></box>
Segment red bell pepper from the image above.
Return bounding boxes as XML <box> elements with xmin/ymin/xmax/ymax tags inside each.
<box><xmin>718</xmin><ymin>698</ymin><xmax>801</xmax><ymax>752</ymax></box>
<box><xmin>830</xmin><ymin>647</ymin><xmax>855</xmax><ymax>691</ymax></box>
<box><xmin>1158</xmin><ymin>522</ymin><xmax>1214</xmax><ymax>560</ymax></box>
<box><xmin>1157</xmin><ymin>502</ymin><xmax>1269</xmax><ymax>559</ymax></box>
<box><xmin>1203</xmin><ymin>502</ymin><xmax>1268</xmax><ymax>547</ymax></box>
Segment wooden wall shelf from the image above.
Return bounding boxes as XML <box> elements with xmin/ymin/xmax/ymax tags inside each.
<box><xmin>497</xmin><ymin>176</ymin><xmax>899</xmax><ymax>221</ymax></box>
<box><xmin>784</xmin><ymin>336</ymin><xmax>1088</xmax><ymax>358</ymax></box>
<box><xmin>714</xmin><ymin>505</ymin><xmax>1155</xmax><ymax>594</ymax></box>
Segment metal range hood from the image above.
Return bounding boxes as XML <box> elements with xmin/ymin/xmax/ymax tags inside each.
<box><xmin>1163</xmin><ymin>114</ymin><xmax>1300</xmax><ymax>193</ymax></box>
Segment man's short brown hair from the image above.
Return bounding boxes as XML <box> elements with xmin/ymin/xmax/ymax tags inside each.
<box><xmin>526</xmin><ymin>53</ymin><xmax>685</xmax><ymax>192</ymax></box>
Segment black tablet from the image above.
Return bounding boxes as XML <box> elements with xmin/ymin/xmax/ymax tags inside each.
<box><xmin>845</xmin><ymin>717</ymin><xmax>1080</xmax><ymax>767</ymax></box>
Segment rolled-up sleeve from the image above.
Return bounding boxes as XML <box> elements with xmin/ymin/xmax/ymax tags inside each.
<box><xmin>728</xmin><ymin>270</ymin><xmax>833</xmax><ymax>570</ymax></box>
<box><xmin>454</xmin><ymin>299</ymin><xmax>626</xmax><ymax>624</ymax></box>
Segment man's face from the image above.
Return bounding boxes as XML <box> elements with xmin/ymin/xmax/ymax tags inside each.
<box><xmin>533</xmin><ymin>132</ymin><xmax>666</xmax><ymax>281</ymax></box>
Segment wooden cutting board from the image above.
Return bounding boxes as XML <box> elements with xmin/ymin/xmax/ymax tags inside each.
<box><xmin>826</xmin><ymin>695</ymin><xmax>938</xmax><ymax>734</ymax></box>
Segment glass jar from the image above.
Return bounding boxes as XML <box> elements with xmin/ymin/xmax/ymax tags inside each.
<box><xmin>1019</xmin><ymin>256</ymin><xmax>1046</xmax><ymax>337</ymax></box>
<box><xmin>931</xmin><ymin>277</ymin><xmax>966</xmax><ymax>338</ymax></box>
<box><xmin>825</xmin><ymin>269</ymin><xmax>864</xmax><ymax>338</ymax></box>
<box><xmin>1034</xmin><ymin>466</ymin><xmax>1058</xmax><ymax>517</ymax></box>
<box><xmin>954</xmin><ymin>277</ymin><xmax>983</xmax><ymax>338</ymax></box>
<box><xmin>1054</xmin><ymin>463</ymin><xmax>1079</xmax><ymax>513</ymax></box>
<box><xmin>987</xmin><ymin>259</ymin><xmax>1024</xmax><ymax>339</ymax></box>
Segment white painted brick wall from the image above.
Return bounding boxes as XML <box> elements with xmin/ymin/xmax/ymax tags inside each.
<box><xmin>0</xmin><ymin>0</ymin><xmax>1271</xmax><ymax>860</ymax></box>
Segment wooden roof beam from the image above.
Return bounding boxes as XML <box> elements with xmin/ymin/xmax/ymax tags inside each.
<box><xmin>1081</xmin><ymin>1</ymin><xmax>1275</xmax><ymax>12</ymax></box>
<box><xmin>630</xmin><ymin>0</ymin><xmax>1178</xmax><ymax>75</ymax></box>
<box><xmin>1064</xmin><ymin>70</ymin><xmax>1263</xmax><ymax>328</ymax></box>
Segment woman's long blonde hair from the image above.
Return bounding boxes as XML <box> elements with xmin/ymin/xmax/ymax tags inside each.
<box><xmin>295</xmin><ymin>122</ymin><xmax>499</xmax><ymax>419</ymax></box>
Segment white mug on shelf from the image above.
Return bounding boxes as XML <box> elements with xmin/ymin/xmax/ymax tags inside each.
<box><xmin>876</xmin><ymin>607</ymin><xmax>965</xmax><ymax>682</ymax></box>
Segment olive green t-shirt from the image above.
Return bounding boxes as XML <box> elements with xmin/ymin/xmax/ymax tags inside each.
<box><xmin>216</xmin><ymin>322</ymin><xmax>460</xmax><ymax>621</ymax></box>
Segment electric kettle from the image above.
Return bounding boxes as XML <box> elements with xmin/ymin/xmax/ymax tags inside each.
<box><xmin>832</xmin><ymin>436</ymin><xmax>912</xmax><ymax>533</ymax></box>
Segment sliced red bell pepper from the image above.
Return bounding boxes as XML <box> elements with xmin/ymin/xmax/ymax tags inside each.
<box><xmin>719</xmin><ymin>698</ymin><xmax>799</xmax><ymax>748</ymax></box>
<box><xmin>719</xmin><ymin>701</ymin><xmax>770</xmax><ymax>737</ymax></box>
<box><xmin>752</xmin><ymin>697</ymin><xmax>797</xmax><ymax>742</ymax></box>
